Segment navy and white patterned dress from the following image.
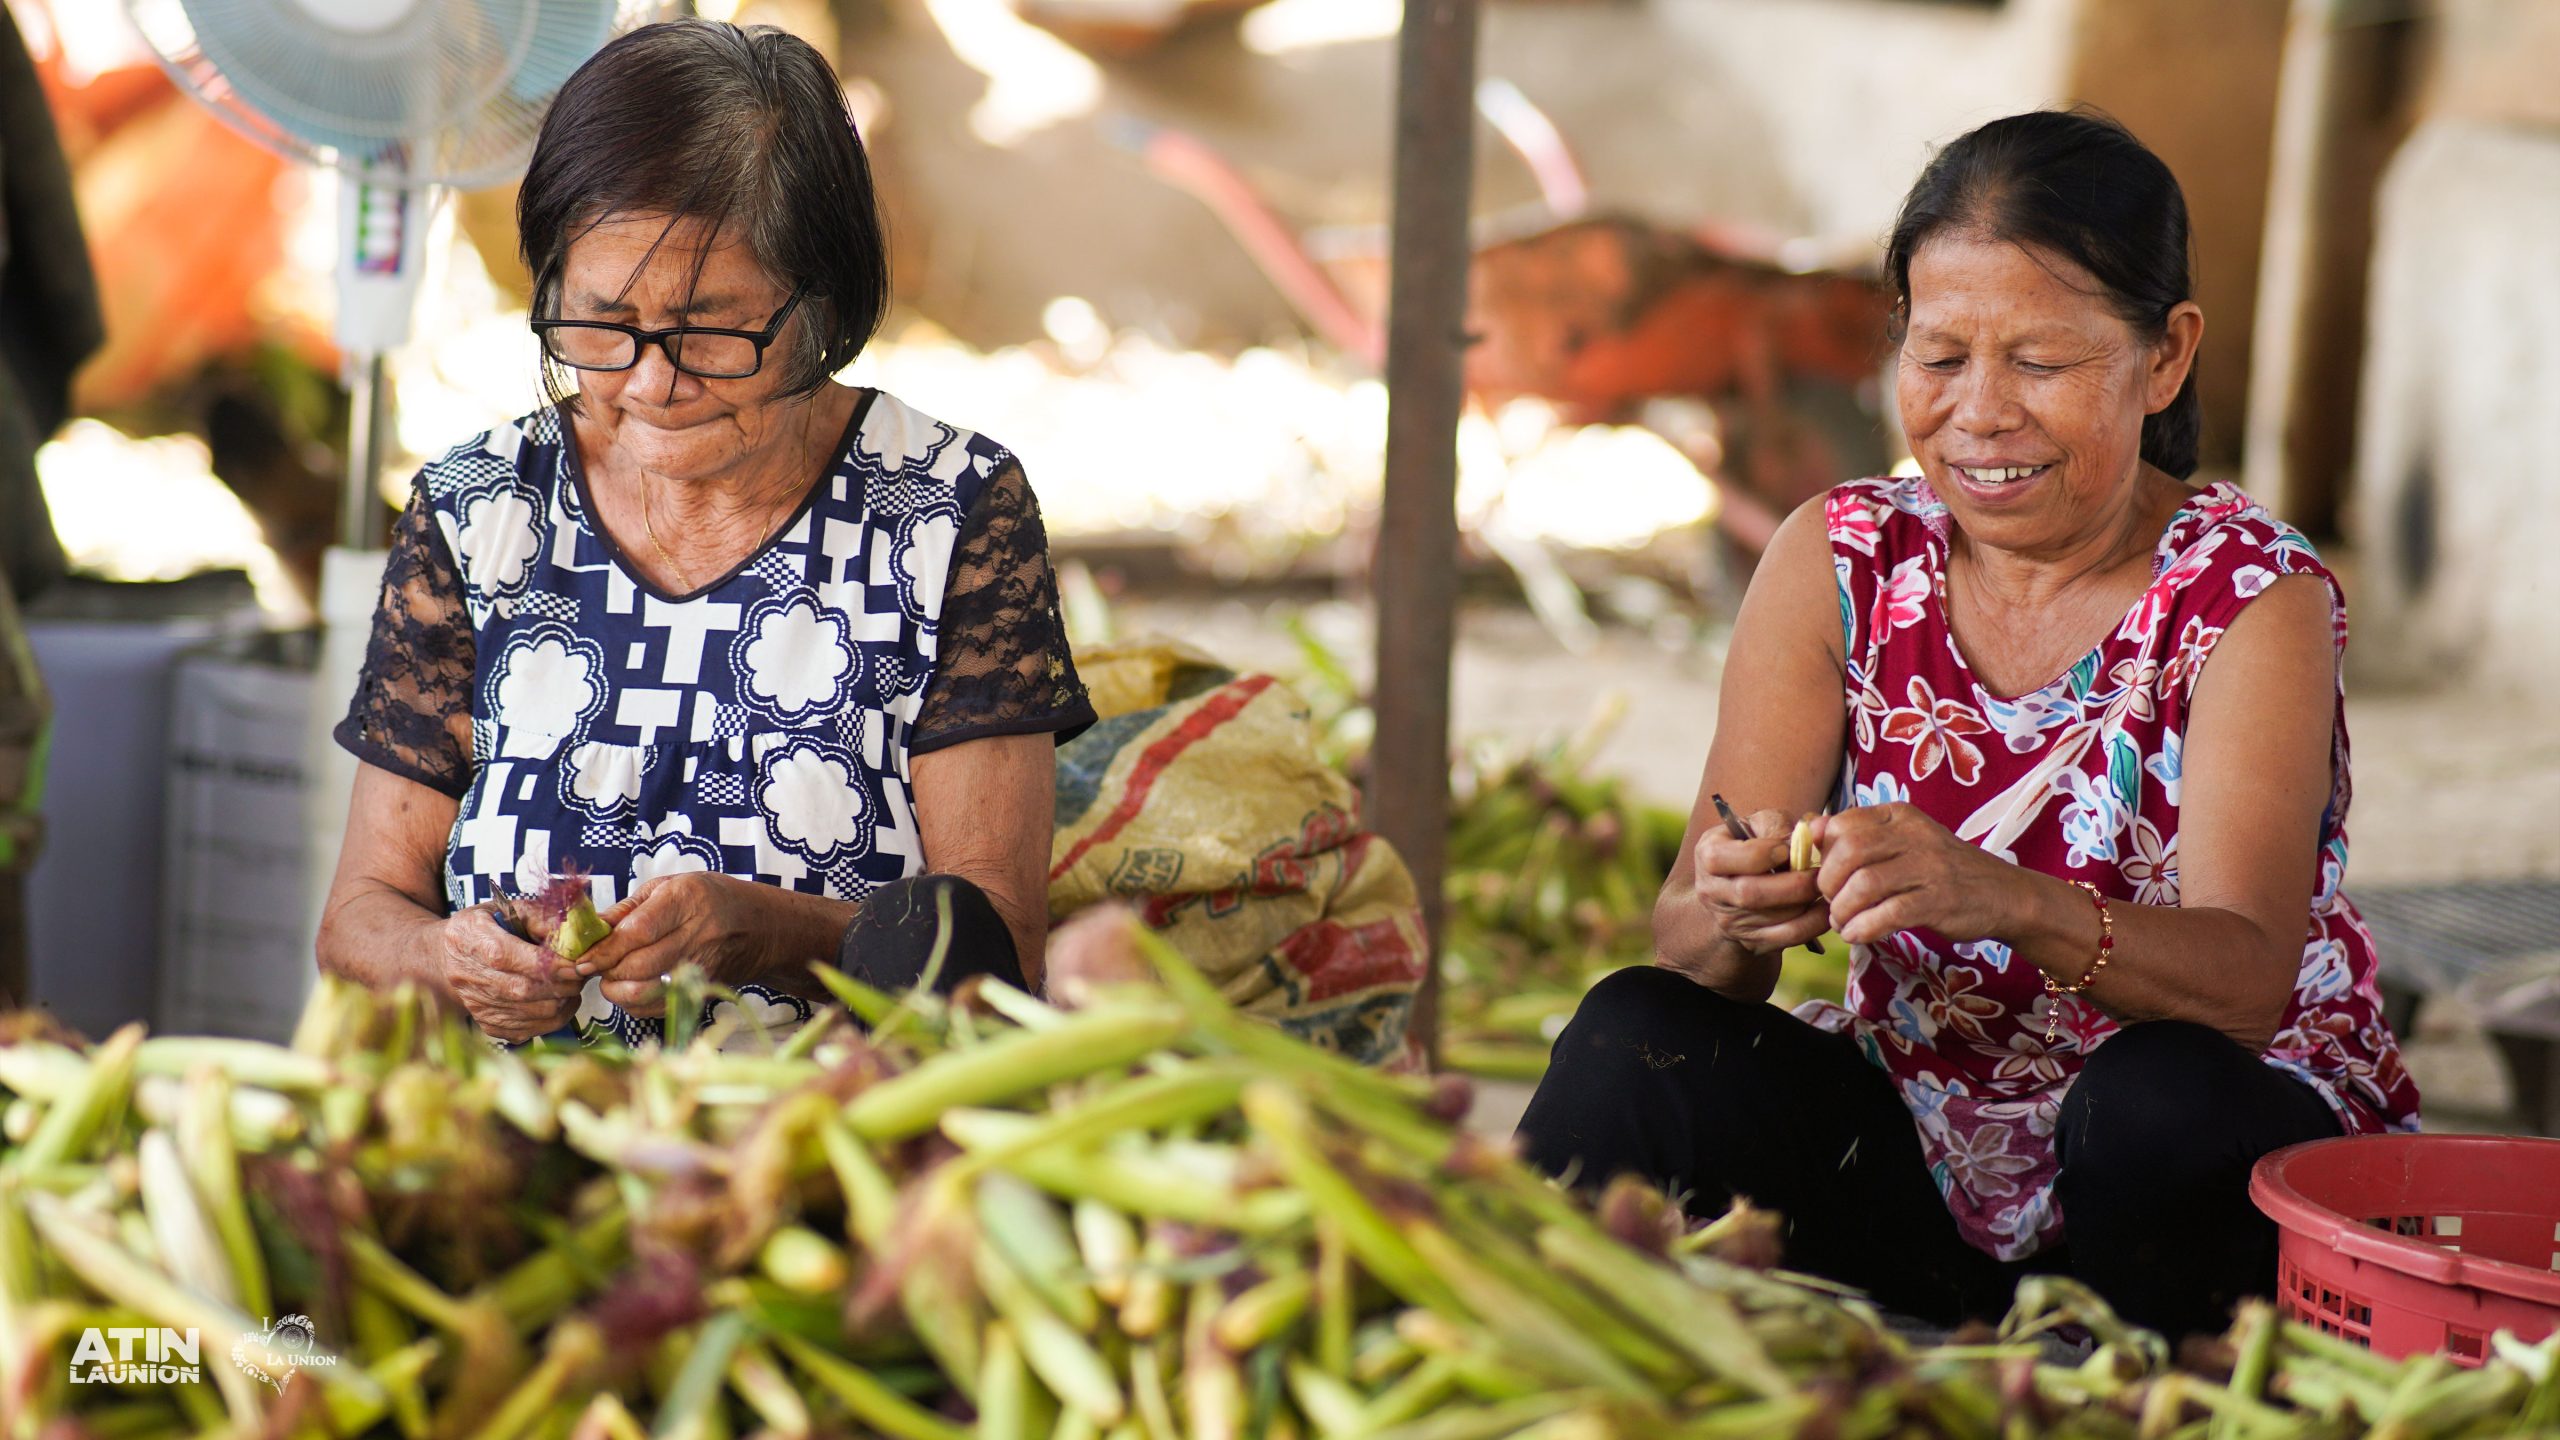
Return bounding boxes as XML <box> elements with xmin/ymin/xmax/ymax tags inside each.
<box><xmin>338</xmin><ymin>389</ymin><xmax>1094</xmax><ymax>1044</ymax></box>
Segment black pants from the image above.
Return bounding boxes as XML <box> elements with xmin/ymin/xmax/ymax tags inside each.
<box><xmin>833</xmin><ymin>874</ymin><xmax>1029</xmax><ymax>999</ymax></box>
<box><xmin>1515</xmin><ymin>966</ymin><xmax>2342</xmax><ymax>1336</ymax></box>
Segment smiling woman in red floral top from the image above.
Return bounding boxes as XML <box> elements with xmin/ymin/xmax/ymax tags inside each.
<box><xmin>1516</xmin><ymin>110</ymin><xmax>2418</xmax><ymax>1340</ymax></box>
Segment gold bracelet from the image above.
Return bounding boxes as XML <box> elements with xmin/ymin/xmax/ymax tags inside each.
<box><xmin>2043</xmin><ymin>880</ymin><xmax>2114</xmax><ymax>1044</ymax></box>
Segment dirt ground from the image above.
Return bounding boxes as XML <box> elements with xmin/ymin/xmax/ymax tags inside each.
<box><xmin>1113</xmin><ymin>588</ymin><xmax>2550</xmax><ymax>1129</ymax></box>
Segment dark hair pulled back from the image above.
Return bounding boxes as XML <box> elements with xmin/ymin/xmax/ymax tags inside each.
<box><xmin>1885</xmin><ymin>109</ymin><xmax>2201</xmax><ymax>479</ymax></box>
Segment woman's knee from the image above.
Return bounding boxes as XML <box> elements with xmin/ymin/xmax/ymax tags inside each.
<box><xmin>838</xmin><ymin>874</ymin><xmax>1022</xmax><ymax>992</ymax></box>
<box><xmin>2058</xmin><ymin>1021</ymin><xmax>2261</xmax><ymax>1177</ymax></box>
<box><xmin>1549</xmin><ymin>966</ymin><xmax>1758</xmax><ymax>1073</ymax></box>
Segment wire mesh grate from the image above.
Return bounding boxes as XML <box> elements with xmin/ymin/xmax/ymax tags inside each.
<box><xmin>2351</xmin><ymin>880</ymin><xmax>2560</xmax><ymax>994</ymax></box>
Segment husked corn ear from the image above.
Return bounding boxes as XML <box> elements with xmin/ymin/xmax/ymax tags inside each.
<box><xmin>134</xmin><ymin>1130</ymin><xmax>234</xmax><ymax>1309</ymax></box>
<box><xmin>1788</xmin><ymin>819</ymin><xmax>1822</xmax><ymax>874</ymax></box>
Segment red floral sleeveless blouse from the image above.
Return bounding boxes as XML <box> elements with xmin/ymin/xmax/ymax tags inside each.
<box><xmin>1796</xmin><ymin>476</ymin><xmax>2420</xmax><ymax>1261</ymax></box>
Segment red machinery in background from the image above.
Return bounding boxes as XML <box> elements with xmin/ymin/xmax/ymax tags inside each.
<box><xmin>1119</xmin><ymin>109</ymin><xmax>1896</xmax><ymax>559</ymax></box>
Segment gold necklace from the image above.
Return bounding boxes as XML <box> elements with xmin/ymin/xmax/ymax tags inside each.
<box><xmin>640</xmin><ymin>485</ymin><xmax>696</xmax><ymax>594</ymax></box>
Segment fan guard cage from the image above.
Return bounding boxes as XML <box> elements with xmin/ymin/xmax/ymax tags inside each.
<box><xmin>127</xmin><ymin>0</ymin><xmax>669</xmax><ymax>189</ymax></box>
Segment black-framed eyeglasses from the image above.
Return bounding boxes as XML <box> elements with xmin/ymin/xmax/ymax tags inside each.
<box><xmin>531</xmin><ymin>289</ymin><xmax>805</xmax><ymax>380</ymax></box>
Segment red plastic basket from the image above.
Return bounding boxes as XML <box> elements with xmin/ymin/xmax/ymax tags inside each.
<box><xmin>2250</xmin><ymin>1134</ymin><xmax>2560</xmax><ymax>1364</ymax></box>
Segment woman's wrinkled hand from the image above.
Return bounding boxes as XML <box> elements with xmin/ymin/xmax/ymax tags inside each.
<box><xmin>440</xmin><ymin>906</ymin><xmax>582</xmax><ymax>1042</ymax></box>
<box><xmin>1811</xmin><ymin>803</ymin><xmax>2019</xmax><ymax>946</ymax></box>
<box><xmin>580</xmin><ymin>871</ymin><xmax>785</xmax><ymax>1018</ymax></box>
<box><xmin>1683</xmin><ymin>807</ymin><xmax>1831</xmax><ymax>963</ymax></box>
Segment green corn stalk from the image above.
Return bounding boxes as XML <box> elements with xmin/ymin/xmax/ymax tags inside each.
<box><xmin>1313</xmin><ymin>1215</ymin><xmax>1353</xmax><ymax>1381</ymax></box>
<box><xmin>1128</xmin><ymin>1337</ymin><xmax>1182</xmax><ymax>1440</ymax></box>
<box><xmin>1210</xmin><ymin>1270</ymin><xmax>1310</xmax><ymax>1354</ymax></box>
<box><xmin>844</xmin><ymin>1005</ymin><xmax>1192</xmax><ymax>1142</ymax></box>
<box><xmin>654</xmin><ymin>1310</ymin><xmax>750</xmax><ymax>1440</ymax></box>
<box><xmin>1117</xmin><ymin>1230</ymin><xmax>1177</xmax><ymax>1342</ymax></box>
<box><xmin>2378</xmin><ymin>1359</ymin><xmax>2527</xmax><ymax>1436</ymax></box>
<box><xmin>769</xmin><ymin>1329</ymin><xmax>972</xmax><ymax>1440</ymax></box>
<box><xmin>882</xmin><ymin>1176</ymin><xmax>986</xmax><ymax>1400</ymax></box>
<box><xmin>974</xmin><ymin>1231</ymin><xmax>1125</xmax><ymax>1426</ymax></box>
<box><xmin>318</xmin><ymin>1075</ymin><xmax>373</xmax><ymax>1146</ymax></box>
<box><xmin>1181</xmin><ymin>1279</ymin><xmax>1244</xmax><ymax>1440</ymax></box>
<box><xmin>289</xmin><ymin>974</ymin><xmax>361</xmax><ymax>1057</ymax></box>
<box><xmin>721</xmin><ymin>1087</ymin><xmax>838</xmax><ymax>1271</ymax></box>
<box><xmin>979</xmin><ymin>1319</ymin><xmax>1034</xmax><ymax>1440</ymax></box>
<box><xmin>313</xmin><ymin>1336</ymin><xmax>441</xmax><ymax>1439</ymax></box>
<box><xmin>342</xmin><ymin>1228</ymin><xmax>527</xmax><ymax>1423</ymax></box>
<box><xmin>2504</xmin><ymin>1331</ymin><xmax>2560</xmax><ymax>1430</ymax></box>
<box><xmin>724</xmin><ymin>1335</ymin><xmax>812</xmax><ymax>1439</ymax></box>
<box><xmin>9</xmin><ymin>1024</ymin><xmax>143</xmax><ymax>1175</ymax></box>
<box><xmin>475</xmin><ymin>1317</ymin><xmax>603</xmax><ymax>1440</ymax></box>
<box><xmin>132</xmin><ymin>1130</ymin><xmax>233</xmax><ymax>1310</ymax></box>
<box><xmin>1238</xmin><ymin>1084</ymin><xmax>1458</xmax><ymax>1316</ymax></box>
<box><xmin>569</xmin><ymin>1392</ymin><xmax>652</xmax><ymax>1440</ymax></box>
<box><xmin>665</xmin><ymin>963</ymin><xmax>713</xmax><ymax>1055</ymax></box>
<box><xmin>349</xmin><ymin>1287</ymin><xmax>430</xmax><ymax>1438</ymax></box>
<box><xmin>773</xmin><ymin>1003</ymin><xmax>843</xmax><ymax>1063</ymax></box>
<box><xmin>941</xmin><ymin>1063</ymin><xmax>1259</xmax><ymax>1182</ymax></box>
<box><xmin>173</xmin><ymin>1069</ymin><xmax>271</xmax><ymax>1320</ymax></box>
<box><xmin>942</xmin><ymin>1111</ymin><xmax>1305</xmax><ymax>1233</ymax></box>
<box><xmin>977</xmin><ymin>1173</ymin><xmax>1100</xmax><ymax>1333</ymax></box>
<box><xmin>819</xmin><ymin>1116</ymin><xmax>899</xmax><ymax>1250</ymax></box>
<box><xmin>483</xmin><ymin>1045</ymin><xmax>557</xmax><ymax>1142</ymax></box>
<box><xmin>2214</xmin><ymin>1300</ymin><xmax>2281</xmax><ymax>1440</ymax></box>
<box><xmin>0</xmin><ymin>1174</ymin><xmax>42</xmax><ymax>1305</ymax></box>
<box><xmin>807</xmin><ymin>962</ymin><xmax>903</xmax><ymax>1030</ymax></box>
<box><xmin>1431</xmin><ymin>1203</ymin><xmax>1687</xmax><ymax>1386</ymax></box>
<box><xmin>481</xmin><ymin>1206</ymin><xmax>629</xmax><ymax>1330</ymax></box>
<box><xmin>1364</xmin><ymin>1394</ymin><xmax>1589</xmax><ymax>1440</ymax></box>
<box><xmin>136</xmin><ymin>1036</ymin><xmax>335</xmax><ymax>1092</ymax></box>
<box><xmin>0</xmin><ymin>1041</ymin><xmax>90</xmax><ymax>1102</ymax></box>
<box><xmin>1394</xmin><ymin>1308</ymin><xmax>1551</xmax><ymax>1403</ymax></box>
<box><xmin>1284</xmin><ymin>1358</ymin><xmax>1367</xmax><ymax>1438</ymax></box>
<box><xmin>974</xmin><ymin>981</ymin><xmax>1069</xmax><ymax>1033</ymax></box>
<box><xmin>1071</xmin><ymin>1198</ymin><xmax>1137</xmax><ymax>1309</ymax></box>
<box><xmin>1353</xmin><ymin>1325</ymin><xmax>1422</xmax><ymax>1386</ymax></box>
<box><xmin>1357</xmin><ymin>1354</ymin><xmax>1465</xmax><ymax>1431</ymax></box>
<box><xmin>1532</xmin><ymin>1225</ymin><xmax>1792</xmax><ymax>1400</ymax></box>
<box><xmin>169</xmin><ymin>1363</ymin><xmax>228</xmax><ymax>1430</ymax></box>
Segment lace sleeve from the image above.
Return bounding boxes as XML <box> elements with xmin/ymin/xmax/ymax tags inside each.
<box><xmin>332</xmin><ymin>483</ymin><xmax>477</xmax><ymax>797</ymax></box>
<box><xmin>912</xmin><ymin>459</ymin><xmax>1097</xmax><ymax>756</ymax></box>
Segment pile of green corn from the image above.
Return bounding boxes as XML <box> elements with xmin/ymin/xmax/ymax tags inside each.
<box><xmin>1281</xmin><ymin>619</ymin><xmax>1842</xmax><ymax>1083</ymax></box>
<box><xmin>1</xmin><ymin>928</ymin><xmax>2552</xmax><ymax>1439</ymax></box>
<box><xmin>1438</xmin><ymin>730</ymin><xmax>1851</xmax><ymax>1081</ymax></box>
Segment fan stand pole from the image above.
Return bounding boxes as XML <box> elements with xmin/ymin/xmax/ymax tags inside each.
<box><xmin>303</xmin><ymin>180</ymin><xmax>425</xmax><ymax>1009</ymax></box>
<box><xmin>342</xmin><ymin>352</ymin><xmax>393</xmax><ymax>550</ymax></box>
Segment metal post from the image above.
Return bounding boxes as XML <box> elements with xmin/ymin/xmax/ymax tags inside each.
<box><xmin>1368</xmin><ymin>0</ymin><xmax>1479</xmax><ymax>1067</ymax></box>
<box><xmin>341</xmin><ymin>353</ymin><xmax>393</xmax><ymax>550</ymax></box>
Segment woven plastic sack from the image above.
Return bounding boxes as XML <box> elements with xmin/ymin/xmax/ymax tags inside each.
<box><xmin>1048</xmin><ymin>641</ymin><xmax>1425</xmax><ymax>1066</ymax></box>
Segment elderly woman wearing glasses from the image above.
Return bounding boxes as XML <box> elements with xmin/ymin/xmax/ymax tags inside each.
<box><xmin>318</xmin><ymin>20</ymin><xmax>1093</xmax><ymax>1045</ymax></box>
